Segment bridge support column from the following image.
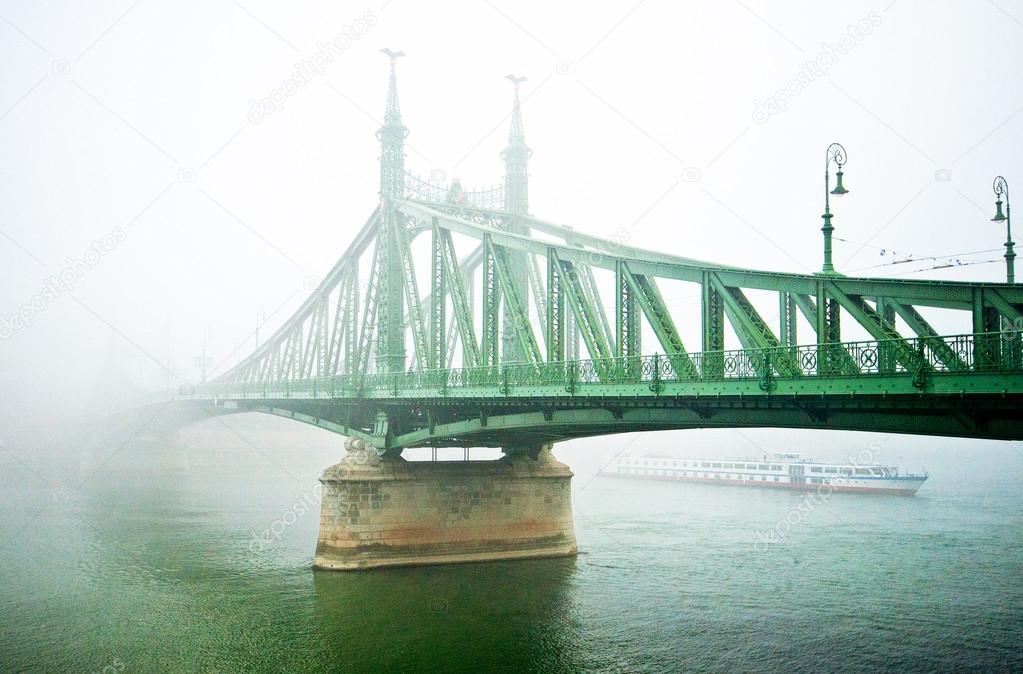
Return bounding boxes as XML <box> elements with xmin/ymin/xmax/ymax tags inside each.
<box><xmin>314</xmin><ymin>440</ymin><xmax>577</xmax><ymax>570</ymax></box>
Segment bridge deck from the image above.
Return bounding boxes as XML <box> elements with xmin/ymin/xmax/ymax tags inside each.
<box><xmin>182</xmin><ymin>332</ymin><xmax>1023</xmax><ymax>447</ymax></box>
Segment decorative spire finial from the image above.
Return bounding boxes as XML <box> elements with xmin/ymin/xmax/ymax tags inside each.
<box><xmin>381</xmin><ymin>48</ymin><xmax>405</xmax><ymax>124</ymax></box>
<box><xmin>502</xmin><ymin>74</ymin><xmax>530</xmax><ymax>216</ymax></box>
<box><xmin>505</xmin><ymin>74</ymin><xmax>527</xmax><ymax>143</ymax></box>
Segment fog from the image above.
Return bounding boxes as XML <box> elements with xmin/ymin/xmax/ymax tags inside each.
<box><xmin>1</xmin><ymin>0</ymin><xmax>1022</xmax><ymax>466</ymax></box>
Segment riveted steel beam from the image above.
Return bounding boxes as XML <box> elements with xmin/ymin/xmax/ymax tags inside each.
<box><xmin>481</xmin><ymin>233</ymin><xmax>501</xmax><ymax>368</ymax></box>
<box><xmin>551</xmin><ymin>249</ymin><xmax>613</xmax><ymax>366</ymax></box>
<box><xmin>488</xmin><ymin>238</ymin><xmax>543</xmax><ymax>365</ymax></box>
<box><xmin>547</xmin><ymin>249</ymin><xmax>565</xmax><ymax>363</ymax></box>
<box><xmin>439</xmin><ymin>228</ymin><xmax>481</xmax><ymax>369</ymax></box>
<box><xmin>622</xmin><ymin>261</ymin><xmax>696</xmax><ymax>378</ymax></box>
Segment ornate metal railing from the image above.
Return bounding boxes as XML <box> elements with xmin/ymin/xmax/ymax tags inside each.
<box><xmin>404</xmin><ymin>171</ymin><xmax>506</xmax><ymax>210</ymax></box>
<box><xmin>191</xmin><ymin>331</ymin><xmax>1023</xmax><ymax>399</ymax></box>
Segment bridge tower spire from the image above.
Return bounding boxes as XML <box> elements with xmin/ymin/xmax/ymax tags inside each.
<box><xmin>502</xmin><ymin>75</ymin><xmax>531</xmax><ymax>216</ymax></box>
<box><xmin>378</xmin><ymin>48</ymin><xmax>407</xmax><ymax>199</ymax></box>
<box><xmin>499</xmin><ymin>75</ymin><xmax>533</xmax><ymax>365</ymax></box>
<box><xmin>376</xmin><ymin>48</ymin><xmax>408</xmax><ymax>373</ymax></box>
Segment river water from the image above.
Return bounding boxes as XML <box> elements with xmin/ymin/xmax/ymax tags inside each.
<box><xmin>1</xmin><ymin>423</ymin><xmax>1021</xmax><ymax>673</ymax></box>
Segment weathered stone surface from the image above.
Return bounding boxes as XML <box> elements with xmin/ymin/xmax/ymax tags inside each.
<box><xmin>314</xmin><ymin>442</ymin><xmax>577</xmax><ymax>570</ymax></box>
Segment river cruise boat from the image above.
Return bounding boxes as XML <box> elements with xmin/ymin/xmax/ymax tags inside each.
<box><xmin>601</xmin><ymin>453</ymin><xmax>927</xmax><ymax>495</ymax></box>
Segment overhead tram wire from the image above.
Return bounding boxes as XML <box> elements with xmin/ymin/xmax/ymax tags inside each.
<box><xmin>834</xmin><ymin>235</ymin><xmax>1003</xmax><ymax>274</ymax></box>
<box><xmin>882</xmin><ymin>258</ymin><xmax>1002</xmax><ymax>277</ymax></box>
<box><xmin>847</xmin><ymin>255</ymin><xmax>1002</xmax><ymax>275</ymax></box>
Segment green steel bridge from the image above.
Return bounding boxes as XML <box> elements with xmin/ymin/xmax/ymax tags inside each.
<box><xmin>185</xmin><ymin>54</ymin><xmax>1023</xmax><ymax>454</ymax></box>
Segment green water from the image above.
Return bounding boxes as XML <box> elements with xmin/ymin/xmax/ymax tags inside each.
<box><xmin>1</xmin><ymin>435</ymin><xmax>1022</xmax><ymax>673</ymax></box>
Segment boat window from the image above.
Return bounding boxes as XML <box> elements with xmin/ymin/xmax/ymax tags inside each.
<box><xmin>712</xmin><ymin>462</ymin><xmax>721</xmax><ymax>468</ymax></box>
<box><xmin>758</xmin><ymin>464</ymin><xmax>769</xmax><ymax>470</ymax></box>
<box><xmin>810</xmin><ymin>467</ymin><xmax>823</xmax><ymax>473</ymax></box>
<box><xmin>770</xmin><ymin>465</ymin><xmax>782</xmax><ymax>471</ymax></box>
<box><xmin>825</xmin><ymin>467</ymin><xmax>837</xmax><ymax>473</ymax></box>
<box><xmin>855</xmin><ymin>468</ymin><xmax>871</xmax><ymax>475</ymax></box>
<box><xmin>700</xmin><ymin>462</ymin><xmax>710</xmax><ymax>467</ymax></box>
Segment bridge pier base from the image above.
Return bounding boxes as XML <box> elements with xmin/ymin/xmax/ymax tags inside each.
<box><xmin>313</xmin><ymin>440</ymin><xmax>577</xmax><ymax>570</ymax></box>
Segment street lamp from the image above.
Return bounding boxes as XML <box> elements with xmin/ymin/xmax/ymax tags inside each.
<box><xmin>991</xmin><ymin>176</ymin><xmax>1014</xmax><ymax>284</ymax></box>
<box><xmin>820</xmin><ymin>142</ymin><xmax>849</xmax><ymax>275</ymax></box>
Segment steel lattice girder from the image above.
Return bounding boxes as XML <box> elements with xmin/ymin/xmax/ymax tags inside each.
<box><xmin>206</xmin><ymin>197</ymin><xmax>1023</xmax><ymax>452</ymax></box>
<box><xmin>217</xmin><ymin>198</ymin><xmax>1023</xmax><ymax>386</ymax></box>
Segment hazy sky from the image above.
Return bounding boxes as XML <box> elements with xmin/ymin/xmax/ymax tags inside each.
<box><xmin>1</xmin><ymin>0</ymin><xmax>1022</xmax><ymax>434</ymax></box>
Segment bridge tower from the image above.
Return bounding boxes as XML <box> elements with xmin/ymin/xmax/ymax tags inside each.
<box><xmin>375</xmin><ymin>49</ymin><xmax>408</xmax><ymax>373</ymax></box>
<box><xmin>312</xmin><ymin>66</ymin><xmax>577</xmax><ymax>569</ymax></box>
<box><xmin>500</xmin><ymin>76</ymin><xmax>532</xmax><ymax>364</ymax></box>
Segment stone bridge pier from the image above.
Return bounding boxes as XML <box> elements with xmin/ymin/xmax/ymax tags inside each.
<box><xmin>313</xmin><ymin>439</ymin><xmax>577</xmax><ymax>570</ymax></box>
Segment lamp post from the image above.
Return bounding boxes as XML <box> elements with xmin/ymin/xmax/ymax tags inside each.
<box><xmin>820</xmin><ymin>142</ymin><xmax>848</xmax><ymax>275</ymax></box>
<box><xmin>991</xmin><ymin>176</ymin><xmax>1014</xmax><ymax>284</ymax></box>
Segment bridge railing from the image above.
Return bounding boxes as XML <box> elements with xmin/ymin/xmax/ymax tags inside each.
<box><xmin>403</xmin><ymin>171</ymin><xmax>506</xmax><ymax>211</ymax></box>
<box><xmin>195</xmin><ymin>331</ymin><xmax>1020</xmax><ymax>398</ymax></box>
